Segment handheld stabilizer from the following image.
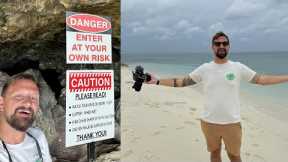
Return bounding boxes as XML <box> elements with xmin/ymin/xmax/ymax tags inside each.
<box><xmin>132</xmin><ymin>66</ymin><xmax>151</xmax><ymax>91</ymax></box>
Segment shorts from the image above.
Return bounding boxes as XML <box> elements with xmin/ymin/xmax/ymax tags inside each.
<box><xmin>200</xmin><ymin>120</ymin><xmax>242</xmax><ymax>156</ymax></box>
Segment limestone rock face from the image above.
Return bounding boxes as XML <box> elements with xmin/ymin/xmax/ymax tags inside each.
<box><xmin>0</xmin><ymin>0</ymin><xmax>120</xmax><ymax>161</ymax></box>
<box><xmin>0</xmin><ymin>0</ymin><xmax>120</xmax><ymax>46</ymax></box>
<box><xmin>0</xmin><ymin>71</ymin><xmax>9</xmax><ymax>92</ymax></box>
<box><xmin>0</xmin><ymin>0</ymin><xmax>65</xmax><ymax>42</ymax></box>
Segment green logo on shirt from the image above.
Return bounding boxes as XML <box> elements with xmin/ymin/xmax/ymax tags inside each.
<box><xmin>226</xmin><ymin>73</ymin><xmax>235</xmax><ymax>80</ymax></box>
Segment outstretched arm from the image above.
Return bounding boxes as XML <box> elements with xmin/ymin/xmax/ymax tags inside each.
<box><xmin>251</xmin><ymin>74</ymin><xmax>288</xmax><ymax>85</ymax></box>
<box><xmin>147</xmin><ymin>75</ymin><xmax>197</xmax><ymax>87</ymax></box>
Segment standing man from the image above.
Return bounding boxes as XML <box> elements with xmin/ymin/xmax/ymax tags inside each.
<box><xmin>144</xmin><ymin>31</ymin><xmax>288</xmax><ymax>162</ymax></box>
<box><xmin>0</xmin><ymin>73</ymin><xmax>52</xmax><ymax>162</ymax></box>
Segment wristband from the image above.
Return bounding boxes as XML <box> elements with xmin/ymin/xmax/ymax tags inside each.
<box><xmin>173</xmin><ymin>78</ymin><xmax>176</xmax><ymax>87</ymax></box>
<box><xmin>156</xmin><ymin>80</ymin><xmax>160</xmax><ymax>85</ymax></box>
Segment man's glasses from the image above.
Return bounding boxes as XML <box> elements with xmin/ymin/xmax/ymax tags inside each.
<box><xmin>213</xmin><ymin>41</ymin><xmax>229</xmax><ymax>47</ymax></box>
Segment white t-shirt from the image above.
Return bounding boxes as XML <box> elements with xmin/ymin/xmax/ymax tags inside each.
<box><xmin>0</xmin><ymin>127</ymin><xmax>52</xmax><ymax>162</ymax></box>
<box><xmin>189</xmin><ymin>60</ymin><xmax>256</xmax><ymax>124</ymax></box>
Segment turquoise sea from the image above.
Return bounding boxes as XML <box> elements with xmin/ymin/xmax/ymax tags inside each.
<box><xmin>123</xmin><ymin>52</ymin><xmax>288</xmax><ymax>108</ymax></box>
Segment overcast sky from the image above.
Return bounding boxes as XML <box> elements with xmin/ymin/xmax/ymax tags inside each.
<box><xmin>122</xmin><ymin>0</ymin><xmax>288</xmax><ymax>54</ymax></box>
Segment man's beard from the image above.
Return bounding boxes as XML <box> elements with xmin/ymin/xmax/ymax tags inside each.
<box><xmin>216</xmin><ymin>48</ymin><xmax>228</xmax><ymax>59</ymax></box>
<box><xmin>6</xmin><ymin>107</ymin><xmax>35</xmax><ymax>132</ymax></box>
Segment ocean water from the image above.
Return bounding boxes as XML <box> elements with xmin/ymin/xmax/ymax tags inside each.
<box><xmin>123</xmin><ymin>52</ymin><xmax>288</xmax><ymax>107</ymax></box>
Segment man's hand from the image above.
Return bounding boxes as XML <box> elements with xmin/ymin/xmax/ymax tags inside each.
<box><xmin>132</xmin><ymin>66</ymin><xmax>160</xmax><ymax>91</ymax></box>
<box><xmin>145</xmin><ymin>73</ymin><xmax>159</xmax><ymax>84</ymax></box>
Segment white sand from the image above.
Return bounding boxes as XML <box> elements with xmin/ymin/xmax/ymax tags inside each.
<box><xmin>121</xmin><ymin>66</ymin><xmax>288</xmax><ymax>162</ymax></box>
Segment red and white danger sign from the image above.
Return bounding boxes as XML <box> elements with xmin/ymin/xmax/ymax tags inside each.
<box><xmin>66</xmin><ymin>13</ymin><xmax>111</xmax><ymax>33</ymax></box>
<box><xmin>66</xmin><ymin>11</ymin><xmax>112</xmax><ymax>64</ymax></box>
<box><xmin>65</xmin><ymin>70</ymin><xmax>114</xmax><ymax>147</ymax></box>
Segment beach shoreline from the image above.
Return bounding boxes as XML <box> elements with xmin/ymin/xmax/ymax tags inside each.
<box><xmin>121</xmin><ymin>65</ymin><xmax>288</xmax><ymax>162</ymax></box>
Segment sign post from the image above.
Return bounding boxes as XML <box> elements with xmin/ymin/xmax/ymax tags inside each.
<box><xmin>88</xmin><ymin>142</ymin><xmax>96</xmax><ymax>162</ymax></box>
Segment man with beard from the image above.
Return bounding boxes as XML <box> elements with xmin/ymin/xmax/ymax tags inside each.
<box><xmin>0</xmin><ymin>73</ymin><xmax>52</xmax><ymax>162</ymax></box>
<box><xmin>144</xmin><ymin>31</ymin><xmax>288</xmax><ymax>162</ymax></box>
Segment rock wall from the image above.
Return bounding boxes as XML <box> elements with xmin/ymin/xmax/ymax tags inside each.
<box><xmin>0</xmin><ymin>0</ymin><xmax>120</xmax><ymax>161</ymax></box>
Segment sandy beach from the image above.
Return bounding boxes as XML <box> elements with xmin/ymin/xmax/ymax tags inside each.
<box><xmin>121</xmin><ymin>65</ymin><xmax>288</xmax><ymax>162</ymax></box>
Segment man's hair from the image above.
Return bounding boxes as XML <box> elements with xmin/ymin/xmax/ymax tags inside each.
<box><xmin>1</xmin><ymin>73</ymin><xmax>39</xmax><ymax>96</ymax></box>
<box><xmin>212</xmin><ymin>31</ymin><xmax>230</xmax><ymax>44</ymax></box>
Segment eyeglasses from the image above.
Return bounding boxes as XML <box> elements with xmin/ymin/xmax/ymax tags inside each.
<box><xmin>213</xmin><ymin>41</ymin><xmax>229</xmax><ymax>47</ymax></box>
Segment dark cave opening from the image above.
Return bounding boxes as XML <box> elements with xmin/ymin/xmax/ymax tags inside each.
<box><xmin>0</xmin><ymin>58</ymin><xmax>39</xmax><ymax>75</ymax></box>
<box><xmin>40</xmin><ymin>69</ymin><xmax>62</xmax><ymax>98</ymax></box>
<box><xmin>0</xmin><ymin>58</ymin><xmax>63</xmax><ymax>99</ymax></box>
<box><xmin>40</xmin><ymin>69</ymin><xmax>63</xmax><ymax>99</ymax></box>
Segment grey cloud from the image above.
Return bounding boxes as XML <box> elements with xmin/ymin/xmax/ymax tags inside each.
<box><xmin>272</xmin><ymin>0</ymin><xmax>288</xmax><ymax>4</ymax></box>
<box><xmin>209</xmin><ymin>22</ymin><xmax>224</xmax><ymax>32</ymax></box>
<box><xmin>225</xmin><ymin>0</ymin><xmax>269</xmax><ymax>20</ymax></box>
<box><xmin>123</xmin><ymin>0</ymin><xmax>288</xmax><ymax>53</ymax></box>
